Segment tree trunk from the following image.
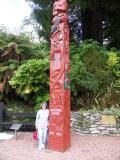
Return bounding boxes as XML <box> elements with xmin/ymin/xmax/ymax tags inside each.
<box><xmin>82</xmin><ymin>0</ymin><xmax>103</xmax><ymax>44</ymax></box>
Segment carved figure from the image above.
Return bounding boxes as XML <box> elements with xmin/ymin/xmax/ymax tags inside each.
<box><xmin>49</xmin><ymin>0</ymin><xmax>70</xmax><ymax>152</ymax></box>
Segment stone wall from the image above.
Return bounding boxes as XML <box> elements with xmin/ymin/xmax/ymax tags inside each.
<box><xmin>71</xmin><ymin>112</ymin><xmax>120</xmax><ymax>135</ymax></box>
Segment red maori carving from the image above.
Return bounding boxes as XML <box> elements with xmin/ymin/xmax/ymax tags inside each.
<box><xmin>53</xmin><ymin>0</ymin><xmax>68</xmax><ymax>16</ymax></box>
<box><xmin>50</xmin><ymin>91</ymin><xmax>64</xmax><ymax>107</ymax></box>
<box><xmin>48</xmin><ymin>0</ymin><xmax>71</xmax><ymax>152</ymax></box>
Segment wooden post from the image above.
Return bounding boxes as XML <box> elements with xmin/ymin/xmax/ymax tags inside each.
<box><xmin>0</xmin><ymin>102</ymin><xmax>4</xmax><ymax>132</ymax></box>
<box><xmin>48</xmin><ymin>0</ymin><xmax>70</xmax><ymax>152</ymax></box>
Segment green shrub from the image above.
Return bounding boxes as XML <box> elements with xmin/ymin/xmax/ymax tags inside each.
<box><xmin>70</xmin><ymin>40</ymin><xmax>120</xmax><ymax>110</ymax></box>
<box><xmin>9</xmin><ymin>58</ymin><xmax>50</xmax><ymax>108</ymax></box>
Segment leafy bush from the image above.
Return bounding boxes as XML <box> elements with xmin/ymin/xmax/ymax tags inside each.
<box><xmin>0</xmin><ymin>31</ymin><xmax>50</xmax><ymax>105</ymax></box>
<box><xmin>107</xmin><ymin>50</ymin><xmax>120</xmax><ymax>88</ymax></box>
<box><xmin>103</xmin><ymin>107</ymin><xmax>120</xmax><ymax>117</ymax></box>
<box><xmin>34</xmin><ymin>93</ymin><xmax>50</xmax><ymax>112</ymax></box>
<box><xmin>70</xmin><ymin>40</ymin><xmax>120</xmax><ymax>110</ymax></box>
<box><xmin>9</xmin><ymin>59</ymin><xmax>50</xmax><ymax>108</ymax></box>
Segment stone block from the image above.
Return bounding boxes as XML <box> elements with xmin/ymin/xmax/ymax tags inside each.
<box><xmin>100</xmin><ymin>130</ymin><xmax>110</xmax><ymax>135</ymax></box>
<box><xmin>91</xmin><ymin>130</ymin><xmax>100</xmax><ymax>134</ymax></box>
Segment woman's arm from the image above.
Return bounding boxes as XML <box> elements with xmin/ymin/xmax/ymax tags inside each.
<box><xmin>35</xmin><ymin>111</ymin><xmax>40</xmax><ymax>130</ymax></box>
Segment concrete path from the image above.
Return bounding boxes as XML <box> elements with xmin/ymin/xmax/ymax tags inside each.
<box><xmin>0</xmin><ymin>131</ymin><xmax>120</xmax><ymax>160</ymax></box>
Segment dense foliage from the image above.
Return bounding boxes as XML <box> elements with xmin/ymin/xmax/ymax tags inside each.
<box><xmin>0</xmin><ymin>31</ymin><xmax>50</xmax><ymax>107</ymax></box>
<box><xmin>0</xmin><ymin>0</ymin><xmax>120</xmax><ymax>112</ymax></box>
<box><xmin>27</xmin><ymin>0</ymin><xmax>120</xmax><ymax>49</ymax></box>
<box><xmin>70</xmin><ymin>40</ymin><xmax>120</xmax><ymax>110</ymax></box>
<box><xmin>9</xmin><ymin>59</ymin><xmax>50</xmax><ymax>111</ymax></box>
<box><xmin>26</xmin><ymin>0</ymin><xmax>53</xmax><ymax>42</ymax></box>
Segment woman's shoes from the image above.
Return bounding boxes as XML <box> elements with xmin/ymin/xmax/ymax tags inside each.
<box><xmin>38</xmin><ymin>144</ymin><xmax>45</xmax><ymax>151</ymax></box>
<box><xmin>41</xmin><ymin>144</ymin><xmax>45</xmax><ymax>149</ymax></box>
<box><xmin>38</xmin><ymin>146</ymin><xmax>42</xmax><ymax>151</ymax></box>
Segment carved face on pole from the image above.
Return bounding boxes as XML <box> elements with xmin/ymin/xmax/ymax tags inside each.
<box><xmin>53</xmin><ymin>0</ymin><xmax>68</xmax><ymax>16</ymax></box>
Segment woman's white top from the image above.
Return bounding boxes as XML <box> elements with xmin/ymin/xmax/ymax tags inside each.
<box><xmin>35</xmin><ymin>109</ymin><xmax>49</xmax><ymax>129</ymax></box>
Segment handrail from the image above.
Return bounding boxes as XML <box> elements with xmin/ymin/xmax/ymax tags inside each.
<box><xmin>5</xmin><ymin>112</ymin><xmax>36</xmax><ymax>118</ymax></box>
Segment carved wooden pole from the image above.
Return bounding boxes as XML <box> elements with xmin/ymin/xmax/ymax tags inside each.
<box><xmin>48</xmin><ymin>0</ymin><xmax>70</xmax><ymax>152</ymax></box>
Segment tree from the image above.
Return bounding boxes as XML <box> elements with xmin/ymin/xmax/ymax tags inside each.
<box><xmin>27</xmin><ymin>0</ymin><xmax>120</xmax><ymax>48</ymax></box>
<box><xmin>102</xmin><ymin>0</ymin><xmax>120</xmax><ymax>49</ymax></box>
<box><xmin>26</xmin><ymin>0</ymin><xmax>83</xmax><ymax>43</ymax></box>
<box><xmin>26</xmin><ymin>0</ymin><xmax>53</xmax><ymax>42</ymax></box>
<box><xmin>70</xmin><ymin>0</ymin><xmax>120</xmax><ymax>48</ymax></box>
<box><xmin>0</xmin><ymin>30</ymin><xmax>50</xmax><ymax>103</ymax></box>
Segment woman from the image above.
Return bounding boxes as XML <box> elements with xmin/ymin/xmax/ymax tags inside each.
<box><xmin>35</xmin><ymin>102</ymin><xmax>49</xmax><ymax>150</ymax></box>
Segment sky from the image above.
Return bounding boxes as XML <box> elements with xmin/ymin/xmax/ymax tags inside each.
<box><xmin>0</xmin><ymin>0</ymin><xmax>32</xmax><ymax>33</ymax></box>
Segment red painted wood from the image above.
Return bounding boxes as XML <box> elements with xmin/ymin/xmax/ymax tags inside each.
<box><xmin>48</xmin><ymin>0</ymin><xmax>70</xmax><ymax>152</ymax></box>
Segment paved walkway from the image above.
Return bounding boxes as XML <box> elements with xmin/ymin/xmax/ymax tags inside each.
<box><xmin>0</xmin><ymin>131</ymin><xmax>120</xmax><ymax>160</ymax></box>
